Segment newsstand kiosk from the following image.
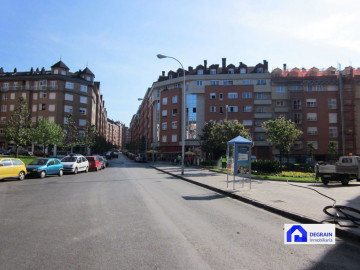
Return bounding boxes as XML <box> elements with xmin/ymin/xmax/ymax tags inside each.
<box><xmin>227</xmin><ymin>136</ymin><xmax>253</xmax><ymax>190</ymax></box>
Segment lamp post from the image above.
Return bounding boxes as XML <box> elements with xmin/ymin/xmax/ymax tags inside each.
<box><xmin>157</xmin><ymin>54</ymin><xmax>186</xmax><ymax>175</ymax></box>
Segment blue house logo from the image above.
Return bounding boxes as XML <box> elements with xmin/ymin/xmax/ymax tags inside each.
<box><xmin>286</xmin><ymin>225</ymin><xmax>307</xmax><ymax>243</ymax></box>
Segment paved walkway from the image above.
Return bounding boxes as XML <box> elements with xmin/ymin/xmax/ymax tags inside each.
<box><xmin>152</xmin><ymin>163</ymin><xmax>360</xmax><ymax>241</ymax></box>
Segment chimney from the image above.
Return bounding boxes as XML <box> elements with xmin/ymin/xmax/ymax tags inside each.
<box><xmin>162</xmin><ymin>71</ymin><xmax>165</xmax><ymax>76</ymax></box>
<box><xmin>283</xmin><ymin>64</ymin><xmax>287</xmax><ymax>72</ymax></box>
<box><xmin>222</xmin><ymin>58</ymin><xmax>226</xmax><ymax>73</ymax></box>
<box><xmin>263</xmin><ymin>60</ymin><xmax>268</xmax><ymax>70</ymax></box>
<box><xmin>188</xmin><ymin>66</ymin><xmax>193</xmax><ymax>71</ymax></box>
<box><xmin>204</xmin><ymin>60</ymin><xmax>207</xmax><ymax>70</ymax></box>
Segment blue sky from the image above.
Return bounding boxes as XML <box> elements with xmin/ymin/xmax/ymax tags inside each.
<box><xmin>1</xmin><ymin>0</ymin><xmax>359</xmax><ymax>126</ymax></box>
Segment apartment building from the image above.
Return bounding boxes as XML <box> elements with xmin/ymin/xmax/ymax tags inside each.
<box><xmin>0</xmin><ymin>60</ymin><xmax>123</xmax><ymax>151</ymax></box>
<box><xmin>131</xmin><ymin>58</ymin><xmax>360</xmax><ymax>161</ymax></box>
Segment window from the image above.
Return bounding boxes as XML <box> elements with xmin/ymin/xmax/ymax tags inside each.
<box><xmin>257</xmin><ymin>93</ymin><xmax>264</xmax><ymax>99</ymax></box>
<box><xmin>223</xmin><ymin>80</ymin><xmax>233</xmax><ymax>85</ymax></box>
<box><xmin>276</xmin><ymin>86</ymin><xmax>285</xmax><ymax>93</ymax></box>
<box><xmin>171</xmin><ymin>134</ymin><xmax>177</xmax><ymax>142</ymax></box>
<box><xmin>306</xmin><ymin>99</ymin><xmax>317</xmax><ymax>107</ymax></box>
<box><xmin>49</xmin><ymin>93</ymin><xmax>56</xmax><ymax>99</ymax></box>
<box><xmin>307</xmin><ymin>85</ymin><xmax>313</xmax><ymax>91</ymax></box>
<box><xmin>307</xmin><ymin>141</ymin><xmax>318</xmax><ymax>150</ymax></box>
<box><xmin>307</xmin><ymin>127</ymin><xmax>318</xmax><ymax>135</ymax></box>
<box><xmin>32</xmin><ymin>105</ymin><xmax>37</xmax><ymax>112</ymax></box>
<box><xmin>242</xmin><ymin>80</ymin><xmax>252</xmax><ymax>85</ymax></box>
<box><xmin>256</xmin><ymin>106</ymin><xmax>264</xmax><ymax>113</ymax></box>
<box><xmin>80</xmin><ymin>85</ymin><xmax>88</xmax><ymax>92</ymax></box>
<box><xmin>61</xmin><ymin>70</ymin><xmax>66</xmax><ymax>75</ymax></box>
<box><xmin>3</xmin><ymin>83</ymin><xmax>9</xmax><ymax>89</ymax></box>
<box><xmin>10</xmin><ymin>93</ymin><xmax>15</xmax><ymax>99</ymax></box>
<box><xmin>257</xmin><ymin>79</ymin><xmax>266</xmax><ymax>85</ymax></box>
<box><xmin>40</xmin><ymin>92</ymin><xmax>47</xmax><ymax>98</ymax></box>
<box><xmin>228</xmin><ymin>69</ymin><xmax>234</xmax><ymax>74</ymax></box>
<box><xmin>210</xmin><ymin>69</ymin><xmax>216</xmax><ymax>74</ymax></box>
<box><xmin>162</xmin><ymin>122</ymin><xmax>167</xmax><ymax>130</ymax></box>
<box><xmin>1</xmin><ymin>105</ymin><xmax>6</xmax><ymax>112</ymax></box>
<box><xmin>162</xmin><ymin>97</ymin><xmax>168</xmax><ymax>105</ymax></box>
<box><xmin>31</xmin><ymin>117</ymin><xmax>36</xmax><ymax>123</ymax></box>
<box><xmin>86</xmin><ymin>76</ymin><xmax>91</xmax><ymax>81</ymax></box>
<box><xmin>162</xmin><ymin>135</ymin><xmax>167</xmax><ymax>143</ymax></box>
<box><xmin>329</xmin><ymin>113</ymin><xmax>337</xmax><ymax>123</ymax></box>
<box><xmin>39</xmin><ymin>104</ymin><xmax>46</xmax><ymax>111</ymax></box>
<box><xmin>242</xmin><ymin>92</ymin><xmax>252</xmax><ymax>99</ymax></box>
<box><xmin>33</xmin><ymin>93</ymin><xmax>38</xmax><ymax>100</ymax></box>
<box><xmin>48</xmin><ymin>105</ymin><xmax>55</xmax><ymax>112</ymax></box>
<box><xmin>162</xmin><ymin>110</ymin><xmax>167</xmax><ymax>116</ymax></box>
<box><xmin>328</xmin><ymin>99</ymin><xmax>337</xmax><ymax>109</ymax></box>
<box><xmin>293</xmin><ymin>113</ymin><xmax>302</xmax><ymax>124</ymax></box>
<box><xmin>172</xmin><ymin>108</ymin><xmax>177</xmax><ymax>116</ymax></box>
<box><xmin>80</xmin><ymin>96</ymin><xmax>87</xmax><ymax>104</ymax></box>
<box><xmin>293</xmin><ymin>100</ymin><xmax>301</xmax><ymax>109</ymax></box>
<box><xmin>210</xmin><ymin>80</ymin><xmax>219</xmax><ymax>85</ymax></box>
<box><xmin>307</xmin><ymin>113</ymin><xmax>318</xmax><ymax>121</ymax></box>
<box><xmin>79</xmin><ymin>108</ymin><xmax>87</xmax><ymax>115</ymax></box>
<box><xmin>197</xmin><ymin>69</ymin><xmax>203</xmax><ymax>75</ymax></box>
<box><xmin>294</xmin><ymin>141</ymin><xmax>303</xmax><ymax>150</ymax></box>
<box><xmin>219</xmin><ymin>106</ymin><xmax>223</xmax><ymax>113</ymax></box>
<box><xmin>276</xmin><ymin>100</ymin><xmax>285</xmax><ymax>107</ymax></box>
<box><xmin>240</xmin><ymin>68</ymin><xmax>246</xmax><ymax>74</ymax></box>
<box><xmin>289</xmin><ymin>86</ymin><xmax>302</xmax><ymax>91</ymax></box>
<box><xmin>79</xmin><ymin>119</ymin><xmax>86</xmax><ymax>126</ymax></box>
<box><xmin>219</xmin><ymin>93</ymin><xmax>223</xmax><ymax>101</ymax></box>
<box><xmin>172</xmin><ymin>121</ymin><xmax>177</xmax><ymax>129</ymax></box>
<box><xmin>9</xmin><ymin>105</ymin><xmax>14</xmax><ymax>111</ymax></box>
<box><xmin>64</xmin><ymin>117</ymin><xmax>69</xmax><ymax>124</ymax></box>
<box><xmin>196</xmin><ymin>81</ymin><xmax>203</xmax><ymax>86</ymax></box>
<box><xmin>1</xmin><ymin>94</ymin><xmax>7</xmax><ymax>100</ymax></box>
<box><xmin>228</xmin><ymin>92</ymin><xmax>238</xmax><ymax>99</ymax></box>
<box><xmin>210</xmin><ymin>93</ymin><xmax>216</xmax><ymax>99</ymax></box>
<box><xmin>243</xmin><ymin>106</ymin><xmax>252</xmax><ymax>112</ymax></box>
<box><xmin>228</xmin><ymin>106</ymin><xmax>238</xmax><ymax>112</ymax></box>
<box><xmin>65</xmin><ymin>82</ymin><xmax>74</xmax><ymax>89</ymax></box>
<box><xmin>174</xmin><ymin>84</ymin><xmax>180</xmax><ymax>88</ymax></box>
<box><xmin>172</xmin><ymin>96</ymin><xmax>178</xmax><ymax>103</ymax></box>
<box><xmin>64</xmin><ymin>105</ymin><xmax>73</xmax><ymax>113</ymax></box>
<box><xmin>257</xmin><ymin>67</ymin><xmax>264</xmax><ymax>73</ymax></box>
<box><xmin>22</xmin><ymin>93</ymin><xmax>26</xmax><ymax>98</ymax></box>
<box><xmin>316</xmin><ymin>85</ymin><xmax>323</xmax><ymax>91</ymax></box>
<box><xmin>243</xmin><ymin>120</ymin><xmax>253</xmax><ymax>126</ymax></box>
<box><xmin>210</xmin><ymin>106</ymin><xmax>216</xmax><ymax>112</ymax></box>
<box><xmin>65</xmin><ymin>94</ymin><xmax>73</xmax><ymax>101</ymax></box>
<box><xmin>329</xmin><ymin>127</ymin><xmax>338</xmax><ymax>138</ymax></box>
<box><xmin>48</xmin><ymin>116</ymin><xmax>55</xmax><ymax>122</ymax></box>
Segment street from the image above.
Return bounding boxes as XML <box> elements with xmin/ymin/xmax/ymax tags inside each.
<box><xmin>0</xmin><ymin>154</ymin><xmax>359</xmax><ymax>270</ymax></box>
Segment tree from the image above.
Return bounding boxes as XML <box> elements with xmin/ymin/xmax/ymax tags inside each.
<box><xmin>62</xmin><ymin>114</ymin><xmax>78</xmax><ymax>154</ymax></box>
<box><xmin>328</xmin><ymin>142</ymin><xmax>338</xmax><ymax>161</ymax></box>
<box><xmin>80</xmin><ymin>122</ymin><xmax>97</xmax><ymax>155</ymax></box>
<box><xmin>5</xmin><ymin>96</ymin><xmax>32</xmax><ymax>158</ymax></box>
<box><xmin>32</xmin><ymin>118</ymin><xmax>64</xmax><ymax>157</ymax></box>
<box><xmin>200</xmin><ymin>120</ymin><xmax>250</xmax><ymax>160</ymax></box>
<box><xmin>262</xmin><ymin>115</ymin><xmax>302</xmax><ymax>166</ymax></box>
<box><xmin>307</xmin><ymin>142</ymin><xmax>315</xmax><ymax>164</ymax></box>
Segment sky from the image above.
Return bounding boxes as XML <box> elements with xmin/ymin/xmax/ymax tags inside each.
<box><xmin>1</xmin><ymin>0</ymin><xmax>360</xmax><ymax>126</ymax></box>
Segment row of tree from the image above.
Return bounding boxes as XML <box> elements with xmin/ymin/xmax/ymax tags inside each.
<box><xmin>200</xmin><ymin>115</ymin><xmax>338</xmax><ymax>165</ymax></box>
<box><xmin>4</xmin><ymin>97</ymin><xmax>111</xmax><ymax>157</ymax></box>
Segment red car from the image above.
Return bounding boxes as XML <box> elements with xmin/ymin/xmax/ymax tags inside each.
<box><xmin>85</xmin><ymin>156</ymin><xmax>102</xmax><ymax>171</ymax></box>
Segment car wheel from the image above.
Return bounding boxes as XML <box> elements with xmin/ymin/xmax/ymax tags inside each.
<box><xmin>40</xmin><ymin>170</ymin><xmax>46</xmax><ymax>178</ymax></box>
<box><xmin>85</xmin><ymin>167</ymin><xmax>89</xmax><ymax>173</ymax></box>
<box><xmin>74</xmin><ymin>167</ymin><xmax>78</xmax><ymax>174</ymax></box>
<box><xmin>58</xmin><ymin>169</ymin><xmax>63</xmax><ymax>177</ymax></box>
<box><xmin>322</xmin><ymin>177</ymin><xmax>329</xmax><ymax>185</ymax></box>
<box><xmin>18</xmin><ymin>171</ymin><xmax>25</xmax><ymax>181</ymax></box>
<box><xmin>341</xmin><ymin>178</ymin><xmax>349</xmax><ymax>186</ymax></box>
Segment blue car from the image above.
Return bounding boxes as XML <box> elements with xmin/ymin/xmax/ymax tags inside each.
<box><xmin>26</xmin><ymin>158</ymin><xmax>64</xmax><ymax>178</ymax></box>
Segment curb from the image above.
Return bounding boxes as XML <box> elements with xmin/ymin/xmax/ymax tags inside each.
<box><xmin>152</xmin><ymin>166</ymin><xmax>360</xmax><ymax>243</ymax></box>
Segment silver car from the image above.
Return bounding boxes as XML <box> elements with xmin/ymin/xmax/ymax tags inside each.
<box><xmin>61</xmin><ymin>154</ymin><xmax>89</xmax><ymax>174</ymax></box>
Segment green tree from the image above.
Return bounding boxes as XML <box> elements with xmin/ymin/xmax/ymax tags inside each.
<box><xmin>200</xmin><ymin>120</ymin><xmax>250</xmax><ymax>160</ymax></box>
<box><xmin>5</xmin><ymin>96</ymin><xmax>32</xmax><ymax>158</ymax></box>
<box><xmin>80</xmin><ymin>122</ymin><xmax>97</xmax><ymax>155</ymax></box>
<box><xmin>328</xmin><ymin>142</ymin><xmax>338</xmax><ymax>161</ymax></box>
<box><xmin>307</xmin><ymin>142</ymin><xmax>315</xmax><ymax>163</ymax></box>
<box><xmin>262</xmin><ymin>115</ymin><xmax>302</xmax><ymax>166</ymax></box>
<box><xmin>62</xmin><ymin>114</ymin><xmax>78</xmax><ymax>154</ymax></box>
<box><xmin>32</xmin><ymin>118</ymin><xmax>64</xmax><ymax>157</ymax></box>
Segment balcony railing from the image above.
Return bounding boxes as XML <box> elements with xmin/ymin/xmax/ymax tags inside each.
<box><xmin>0</xmin><ymin>85</ymin><xmax>59</xmax><ymax>91</ymax></box>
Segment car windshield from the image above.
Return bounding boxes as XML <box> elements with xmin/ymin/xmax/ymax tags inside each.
<box><xmin>62</xmin><ymin>157</ymin><xmax>77</xmax><ymax>162</ymax></box>
<box><xmin>87</xmin><ymin>157</ymin><xmax>95</xmax><ymax>161</ymax></box>
<box><xmin>29</xmin><ymin>159</ymin><xmax>48</xmax><ymax>165</ymax></box>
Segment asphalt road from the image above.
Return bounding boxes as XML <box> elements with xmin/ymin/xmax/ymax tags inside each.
<box><xmin>0</xmin><ymin>154</ymin><xmax>359</xmax><ymax>270</ymax></box>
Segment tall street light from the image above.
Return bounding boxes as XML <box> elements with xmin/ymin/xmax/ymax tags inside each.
<box><xmin>157</xmin><ymin>54</ymin><xmax>186</xmax><ymax>175</ymax></box>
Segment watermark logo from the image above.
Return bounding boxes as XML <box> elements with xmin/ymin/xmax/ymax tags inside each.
<box><xmin>284</xmin><ymin>224</ymin><xmax>335</xmax><ymax>244</ymax></box>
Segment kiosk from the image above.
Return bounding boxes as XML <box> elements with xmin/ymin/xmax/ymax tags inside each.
<box><xmin>227</xmin><ymin>136</ymin><xmax>253</xmax><ymax>190</ymax></box>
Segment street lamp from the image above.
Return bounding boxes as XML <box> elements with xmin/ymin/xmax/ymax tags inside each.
<box><xmin>157</xmin><ymin>54</ymin><xmax>186</xmax><ymax>175</ymax></box>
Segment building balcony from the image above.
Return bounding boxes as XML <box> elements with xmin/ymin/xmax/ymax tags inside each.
<box><xmin>274</xmin><ymin>107</ymin><xmax>290</xmax><ymax>113</ymax></box>
<box><xmin>254</xmin><ymin>113</ymin><xmax>272</xmax><ymax>119</ymax></box>
<box><xmin>0</xmin><ymin>85</ymin><xmax>59</xmax><ymax>91</ymax></box>
<box><xmin>254</xmin><ymin>127</ymin><xmax>265</xmax><ymax>132</ymax></box>
<box><xmin>254</xmin><ymin>99</ymin><xmax>272</xmax><ymax>105</ymax></box>
<box><xmin>253</xmin><ymin>85</ymin><xmax>271</xmax><ymax>92</ymax></box>
<box><xmin>253</xmin><ymin>140</ymin><xmax>272</xmax><ymax>146</ymax></box>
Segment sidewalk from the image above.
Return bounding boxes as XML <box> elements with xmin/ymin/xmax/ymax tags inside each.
<box><xmin>151</xmin><ymin>163</ymin><xmax>360</xmax><ymax>241</ymax></box>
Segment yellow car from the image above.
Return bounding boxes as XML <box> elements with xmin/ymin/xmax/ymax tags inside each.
<box><xmin>0</xmin><ymin>158</ymin><xmax>27</xmax><ymax>181</ymax></box>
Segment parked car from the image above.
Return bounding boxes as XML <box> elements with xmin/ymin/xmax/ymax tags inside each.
<box><xmin>102</xmin><ymin>156</ymin><xmax>109</xmax><ymax>167</ymax></box>
<box><xmin>26</xmin><ymin>158</ymin><xmax>63</xmax><ymax>178</ymax></box>
<box><xmin>0</xmin><ymin>148</ymin><xmax>10</xmax><ymax>155</ymax></box>
<box><xmin>0</xmin><ymin>158</ymin><xmax>27</xmax><ymax>181</ymax></box>
<box><xmin>85</xmin><ymin>156</ymin><xmax>102</xmax><ymax>171</ymax></box>
<box><xmin>135</xmin><ymin>154</ymin><xmax>147</xmax><ymax>163</ymax></box>
<box><xmin>9</xmin><ymin>148</ymin><xmax>32</xmax><ymax>156</ymax></box>
<box><xmin>105</xmin><ymin>152</ymin><xmax>112</xmax><ymax>160</ymax></box>
<box><xmin>61</xmin><ymin>154</ymin><xmax>89</xmax><ymax>174</ymax></box>
<box><xmin>97</xmin><ymin>156</ymin><xmax>106</xmax><ymax>169</ymax></box>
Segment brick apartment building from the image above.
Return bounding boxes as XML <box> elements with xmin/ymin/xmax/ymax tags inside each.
<box><xmin>130</xmin><ymin>58</ymin><xmax>360</xmax><ymax>162</ymax></box>
<box><xmin>0</xmin><ymin>60</ymin><xmax>125</xmax><ymax>153</ymax></box>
